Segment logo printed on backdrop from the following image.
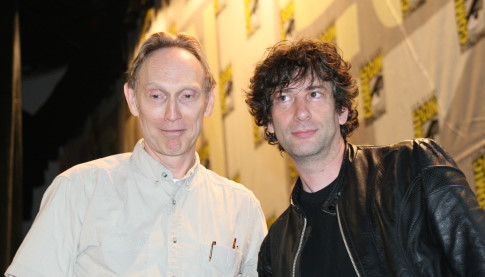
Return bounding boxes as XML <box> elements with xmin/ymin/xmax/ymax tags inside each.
<box><xmin>318</xmin><ymin>22</ymin><xmax>337</xmax><ymax>44</ymax></box>
<box><xmin>219</xmin><ymin>64</ymin><xmax>234</xmax><ymax>117</ymax></box>
<box><xmin>454</xmin><ymin>0</ymin><xmax>485</xmax><ymax>51</ymax></box>
<box><xmin>244</xmin><ymin>0</ymin><xmax>261</xmax><ymax>36</ymax></box>
<box><xmin>280</xmin><ymin>1</ymin><xmax>295</xmax><ymax>41</ymax></box>
<box><xmin>360</xmin><ymin>53</ymin><xmax>385</xmax><ymax>124</ymax></box>
<box><xmin>253</xmin><ymin>121</ymin><xmax>265</xmax><ymax>147</ymax></box>
<box><xmin>214</xmin><ymin>0</ymin><xmax>228</xmax><ymax>15</ymax></box>
<box><xmin>412</xmin><ymin>95</ymin><xmax>438</xmax><ymax>139</ymax></box>
<box><xmin>197</xmin><ymin>131</ymin><xmax>211</xmax><ymax>169</ymax></box>
<box><xmin>401</xmin><ymin>0</ymin><xmax>426</xmax><ymax>18</ymax></box>
<box><xmin>473</xmin><ymin>150</ymin><xmax>485</xmax><ymax>209</ymax></box>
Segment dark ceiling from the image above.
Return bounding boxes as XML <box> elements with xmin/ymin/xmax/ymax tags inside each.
<box><xmin>20</xmin><ymin>0</ymin><xmax>153</xmax><ymax>75</ymax></box>
<box><xmin>19</xmin><ymin>0</ymin><xmax>159</xmax><ymax>218</ymax></box>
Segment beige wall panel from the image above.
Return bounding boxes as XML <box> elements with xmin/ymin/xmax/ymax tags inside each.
<box><xmin>201</xmin><ymin>2</ymin><xmax>227</xmax><ymax>176</ymax></box>
<box><xmin>336</xmin><ymin>3</ymin><xmax>360</xmax><ymax>62</ymax></box>
<box><xmin>371</xmin><ymin>0</ymin><xmax>402</xmax><ymax>27</ymax></box>
<box><xmin>294</xmin><ymin>0</ymin><xmax>334</xmax><ymax>31</ymax></box>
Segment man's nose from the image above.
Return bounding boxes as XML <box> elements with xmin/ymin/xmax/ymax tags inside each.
<box><xmin>294</xmin><ymin>98</ymin><xmax>311</xmax><ymax>121</ymax></box>
<box><xmin>164</xmin><ymin>98</ymin><xmax>182</xmax><ymax>121</ymax></box>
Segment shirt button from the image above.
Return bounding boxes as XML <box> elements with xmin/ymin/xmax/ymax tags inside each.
<box><xmin>162</xmin><ymin>172</ymin><xmax>168</xmax><ymax>178</ymax></box>
<box><xmin>172</xmin><ymin>199</ymin><xmax>176</xmax><ymax>205</ymax></box>
<box><xmin>172</xmin><ymin>237</ymin><xmax>177</xmax><ymax>243</ymax></box>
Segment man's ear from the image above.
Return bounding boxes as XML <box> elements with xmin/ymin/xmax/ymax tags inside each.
<box><xmin>124</xmin><ymin>83</ymin><xmax>139</xmax><ymax>117</ymax></box>
<box><xmin>204</xmin><ymin>87</ymin><xmax>216</xmax><ymax>116</ymax></box>
<box><xmin>267</xmin><ymin>122</ymin><xmax>274</xmax><ymax>133</ymax></box>
<box><xmin>338</xmin><ymin>107</ymin><xmax>349</xmax><ymax>125</ymax></box>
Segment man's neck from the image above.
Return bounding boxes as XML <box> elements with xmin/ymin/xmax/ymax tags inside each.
<box><xmin>293</xmin><ymin>139</ymin><xmax>346</xmax><ymax>193</ymax></box>
<box><xmin>142</xmin><ymin>142</ymin><xmax>195</xmax><ymax>179</ymax></box>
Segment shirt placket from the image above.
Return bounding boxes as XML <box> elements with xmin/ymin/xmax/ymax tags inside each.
<box><xmin>166</xmin><ymin>180</ymin><xmax>185</xmax><ymax>277</ymax></box>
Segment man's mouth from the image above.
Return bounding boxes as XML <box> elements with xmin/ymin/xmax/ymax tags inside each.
<box><xmin>161</xmin><ymin>129</ymin><xmax>185</xmax><ymax>136</ymax></box>
<box><xmin>292</xmin><ymin>129</ymin><xmax>316</xmax><ymax>138</ymax></box>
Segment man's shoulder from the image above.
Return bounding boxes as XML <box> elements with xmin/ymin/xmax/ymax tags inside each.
<box><xmin>44</xmin><ymin>153</ymin><xmax>133</xmax><ymax>199</ymax></box>
<box><xmin>59</xmin><ymin>152</ymin><xmax>132</xmax><ymax>179</ymax></box>
<box><xmin>354</xmin><ymin>138</ymin><xmax>442</xmax><ymax>152</ymax></box>
<box><xmin>197</xmin><ymin>166</ymin><xmax>257</xmax><ymax>198</ymax></box>
<box><xmin>351</xmin><ymin>138</ymin><xmax>456</xmax><ymax>167</ymax></box>
<box><xmin>265</xmin><ymin>206</ymin><xmax>295</xmax><ymax>234</ymax></box>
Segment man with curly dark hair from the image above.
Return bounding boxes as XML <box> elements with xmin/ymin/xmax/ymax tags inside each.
<box><xmin>246</xmin><ymin>39</ymin><xmax>485</xmax><ymax>277</ymax></box>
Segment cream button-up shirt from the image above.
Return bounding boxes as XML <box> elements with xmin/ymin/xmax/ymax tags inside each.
<box><xmin>6</xmin><ymin>139</ymin><xmax>267</xmax><ymax>277</ymax></box>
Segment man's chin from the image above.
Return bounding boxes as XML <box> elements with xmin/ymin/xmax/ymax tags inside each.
<box><xmin>287</xmin><ymin>149</ymin><xmax>318</xmax><ymax>159</ymax></box>
<box><xmin>144</xmin><ymin>141</ymin><xmax>187</xmax><ymax>157</ymax></box>
<box><xmin>159</xmin><ymin>147</ymin><xmax>186</xmax><ymax>157</ymax></box>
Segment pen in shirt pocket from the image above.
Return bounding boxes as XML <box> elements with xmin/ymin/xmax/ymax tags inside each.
<box><xmin>209</xmin><ymin>241</ymin><xmax>216</xmax><ymax>261</ymax></box>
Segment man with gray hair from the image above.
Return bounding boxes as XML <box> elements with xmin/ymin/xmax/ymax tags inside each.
<box><xmin>6</xmin><ymin>32</ymin><xmax>267</xmax><ymax>277</ymax></box>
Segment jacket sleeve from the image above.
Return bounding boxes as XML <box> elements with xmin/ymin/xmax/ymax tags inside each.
<box><xmin>257</xmin><ymin>233</ymin><xmax>273</xmax><ymax>277</ymax></box>
<box><xmin>425</xmin><ymin>166</ymin><xmax>485</xmax><ymax>276</ymax></box>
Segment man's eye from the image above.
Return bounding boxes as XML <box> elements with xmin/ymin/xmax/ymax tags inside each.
<box><xmin>148</xmin><ymin>89</ymin><xmax>164</xmax><ymax>100</ymax></box>
<box><xmin>278</xmin><ymin>95</ymin><xmax>289</xmax><ymax>102</ymax></box>
<box><xmin>180</xmin><ymin>91</ymin><xmax>197</xmax><ymax>100</ymax></box>
<box><xmin>310</xmin><ymin>91</ymin><xmax>320</xmax><ymax>98</ymax></box>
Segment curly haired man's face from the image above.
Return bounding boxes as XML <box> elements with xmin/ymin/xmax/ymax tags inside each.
<box><xmin>268</xmin><ymin>78</ymin><xmax>348</xmax><ymax>160</ymax></box>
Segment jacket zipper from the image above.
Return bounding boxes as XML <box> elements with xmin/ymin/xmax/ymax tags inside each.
<box><xmin>337</xmin><ymin>205</ymin><xmax>361</xmax><ymax>277</ymax></box>
<box><xmin>291</xmin><ymin>216</ymin><xmax>307</xmax><ymax>277</ymax></box>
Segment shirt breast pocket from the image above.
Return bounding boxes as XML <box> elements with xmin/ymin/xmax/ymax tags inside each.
<box><xmin>203</xmin><ymin>243</ymin><xmax>243</xmax><ymax>276</ymax></box>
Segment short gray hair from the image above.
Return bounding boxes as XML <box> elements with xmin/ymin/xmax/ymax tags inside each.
<box><xmin>126</xmin><ymin>32</ymin><xmax>216</xmax><ymax>93</ymax></box>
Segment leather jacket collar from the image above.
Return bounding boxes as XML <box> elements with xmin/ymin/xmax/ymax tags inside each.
<box><xmin>289</xmin><ymin>142</ymin><xmax>351</xmax><ymax>216</ymax></box>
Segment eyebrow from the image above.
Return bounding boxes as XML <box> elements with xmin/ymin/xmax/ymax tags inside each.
<box><xmin>306</xmin><ymin>85</ymin><xmax>327</xmax><ymax>91</ymax></box>
<box><xmin>145</xmin><ymin>82</ymin><xmax>202</xmax><ymax>92</ymax></box>
<box><xmin>280</xmin><ymin>84</ymin><xmax>328</xmax><ymax>93</ymax></box>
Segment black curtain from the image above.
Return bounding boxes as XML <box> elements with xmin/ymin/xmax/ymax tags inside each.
<box><xmin>0</xmin><ymin>0</ymin><xmax>24</xmax><ymax>272</ymax></box>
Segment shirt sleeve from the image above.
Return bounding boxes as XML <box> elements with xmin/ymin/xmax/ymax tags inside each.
<box><xmin>5</xmin><ymin>175</ymin><xmax>86</xmax><ymax>277</ymax></box>
<box><xmin>239</xmin><ymin>196</ymin><xmax>268</xmax><ymax>277</ymax></box>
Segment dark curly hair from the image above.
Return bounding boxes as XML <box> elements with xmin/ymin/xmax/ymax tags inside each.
<box><xmin>246</xmin><ymin>39</ymin><xmax>359</xmax><ymax>151</ymax></box>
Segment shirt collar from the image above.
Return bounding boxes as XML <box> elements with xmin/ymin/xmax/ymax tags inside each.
<box><xmin>131</xmin><ymin>139</ymin><xmax>200</xmax><ymax>189</ymax></box>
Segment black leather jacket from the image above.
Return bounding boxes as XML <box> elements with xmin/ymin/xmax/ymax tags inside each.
<box><xmin>258</xmin><ymin>139</ymin><xmax>485</xmax><ymax>277</ymax></box>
